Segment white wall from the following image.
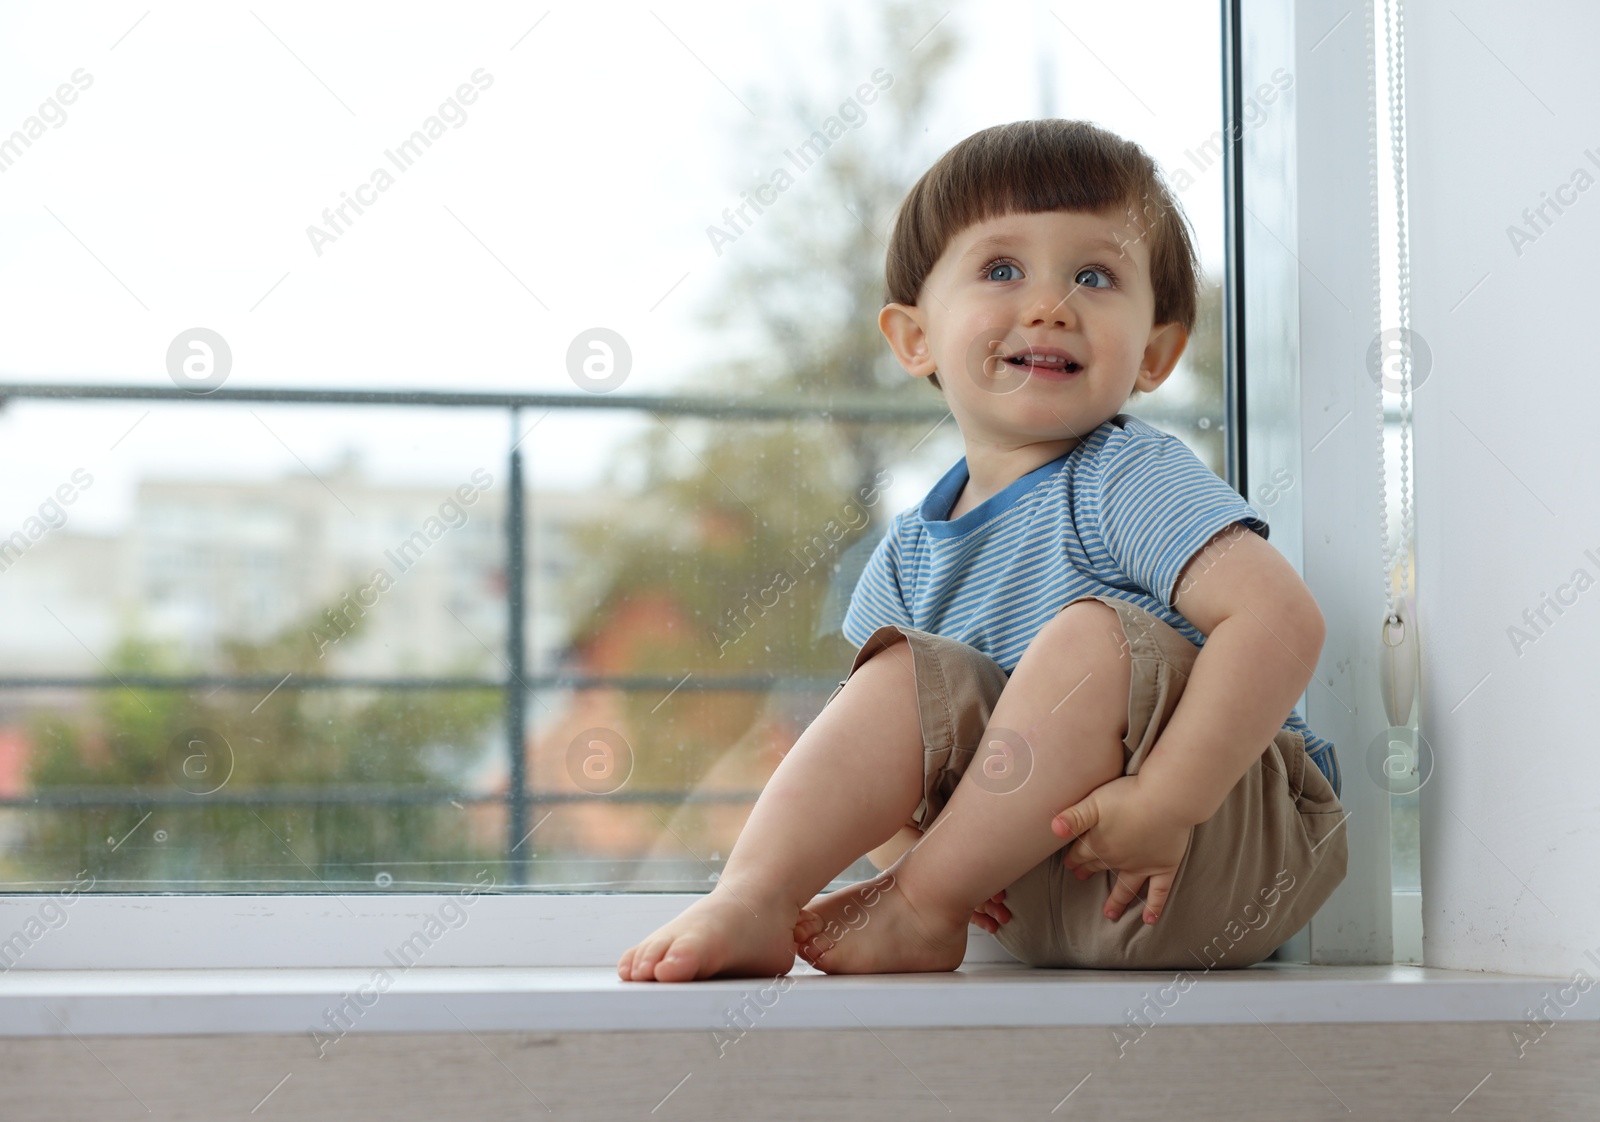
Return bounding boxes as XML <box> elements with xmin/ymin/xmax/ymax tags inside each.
<box><xmin>1406</xmin><ymin>0</ymin><xmax>1600</xmax><ymax>973</ymax></box>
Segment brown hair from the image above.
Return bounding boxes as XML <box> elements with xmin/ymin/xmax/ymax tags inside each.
<box><xmin>884</xmin><ymin>119</ymin><xmax>1199</xmax><ymax>389</ymax></box>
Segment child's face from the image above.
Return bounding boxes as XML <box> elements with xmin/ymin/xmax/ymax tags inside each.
<box><xmin>879</xmin><ymin>205</ymin><xmax>1187</xmax><ymax>454</ymax></box>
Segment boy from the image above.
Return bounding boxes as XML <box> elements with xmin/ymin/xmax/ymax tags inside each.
<box><xmin>618</xmin><ymin>119</ymin><xmax>1347</xmax><ymax>983</ymax></box>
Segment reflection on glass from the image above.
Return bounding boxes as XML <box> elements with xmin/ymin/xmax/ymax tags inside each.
<box><xmin>0</xmin><ymin>0</ymin><xmax>1225</xmax><ymax>894</ymax></box>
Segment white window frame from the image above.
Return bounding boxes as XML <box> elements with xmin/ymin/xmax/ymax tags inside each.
<box><xmin>0</xmin><ymin>0</ymin><xmax>1397</xmax><ymax>973</ymax></box>
<box><xmin>1236</xmin><ymin>0</ymin><xmax>1395</xmax><ymax>964</ymax></box>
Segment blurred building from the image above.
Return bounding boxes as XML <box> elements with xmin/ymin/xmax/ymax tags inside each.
<box><xmin>0</xmin><ymin>459</ymin><xmax>833</xmax><ymax>876</ymax></box>
<box><xmin>0</xmin><ymin>456</ymin><xmax>629</xmax><ymax>688</ymax></box>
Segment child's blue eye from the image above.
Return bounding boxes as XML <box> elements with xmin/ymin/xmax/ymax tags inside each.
<box><xmin>1076</xmin><ymin>266</ymin><xmax>1116</xmax><ymax>289</ymax></box>
<box><xmin>985</xmin><ymin>261</ymin><xmax>1022</xmax><ymax>281</ymax></box>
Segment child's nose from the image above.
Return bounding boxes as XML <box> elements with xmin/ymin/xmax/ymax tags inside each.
<box><xmin>1026</xmin><ymin>282</ymin><xmax>1080</xmax><ymax>327</ymax></box>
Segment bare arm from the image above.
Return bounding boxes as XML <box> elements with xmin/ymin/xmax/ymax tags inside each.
<box><xmin>1136</xmin><ymin>523</ymin><xmax>1327</xmax><ymax>827</ymax></box>
<box><xmin>1052</xmin><ymin>523</ymin><xmax>1326</xmax><ymax>923</ymax></box>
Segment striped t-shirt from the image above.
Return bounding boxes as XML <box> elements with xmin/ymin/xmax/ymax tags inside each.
<box><xmin>842</xmin><ymin>413</ymin><xmax>1341</xmax><ymax>796</ymax></box>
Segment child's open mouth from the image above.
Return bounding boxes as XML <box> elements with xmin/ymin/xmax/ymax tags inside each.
<box><xmin>1001</xmin><ymin>347</ymin><xmax>1082</xmax><ymax>379</ymax></box>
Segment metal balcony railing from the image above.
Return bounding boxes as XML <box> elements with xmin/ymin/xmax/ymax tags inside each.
<box><xmin>0</xmin><ymin>381</ymin><xmax>950</xmax><ymax>885</ymax></box>
<box><xmin>0</xmin><ymin>382</ymin><xmax>1415</xmax><ymax>884</ymax></box>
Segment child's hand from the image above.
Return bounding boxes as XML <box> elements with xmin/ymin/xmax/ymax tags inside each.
<box><xmin>969</xmin><ymin>889</ymin><xmax>1010</xmax><ymax>934</ymax></box>
<box><xmin>1051</xmin><ymin>774</ymin><xmax>1193</xmax><ymax>925</ymax></box>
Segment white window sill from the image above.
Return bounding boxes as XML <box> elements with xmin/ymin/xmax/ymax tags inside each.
<box><xmin>0</xmin><ymin>893</ymin><xmax>1572</xmax><ymax>1038</ymax></box>
<box><xmin>0</xmin><ymin>962</ymin><xmax>1582</xmax><ymax>1038</ymax></box>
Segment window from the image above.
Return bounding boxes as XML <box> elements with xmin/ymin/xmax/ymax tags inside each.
<box><xmin>0</xmin><ymin>0</ymin><xmax>1373</xmax><ymax>966</ymax></box>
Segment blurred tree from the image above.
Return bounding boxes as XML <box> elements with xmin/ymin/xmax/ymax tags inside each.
<box><xmin>552</xmin><ymin>1</ymin><xmax>1230</xmax><ymax>883</ymax></box>
<box><xmin>17</xmin><ymin>607</ymin><xmax>500</xmax><ymax>890</ymax></box>
<box><xmin>559</xmin><ymin>0</ymin><xmax>961</xmax><ymax>805</ymax></box>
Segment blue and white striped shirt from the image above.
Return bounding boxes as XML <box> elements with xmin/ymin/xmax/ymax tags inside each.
<box><xmin>842</xmin><ymin>413</ymin><xmax>1341</xmax><ymax>796</ymax></box>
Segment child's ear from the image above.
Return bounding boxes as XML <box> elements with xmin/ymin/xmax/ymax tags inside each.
<box><xmin>878</xmin><ymin>303</ymin><xmax>938</xmax><ymax>381</ymax></box>
<box><xmin>1134</xmin><ymin>321</ymin><xmax>1188</xmax><ymax>393</ymax></box>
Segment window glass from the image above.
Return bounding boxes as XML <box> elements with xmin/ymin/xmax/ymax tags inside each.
<box><xmin>0</xmin><ymin>0</ymin><xmax>1226</xmax><ymax>894</ymax></box>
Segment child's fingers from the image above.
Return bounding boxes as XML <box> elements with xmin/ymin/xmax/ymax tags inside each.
<box><xmin>1142</xmin><ymin>873</ymin><xmax>1176</xmax><ymax>924</ymax></box>
<box><xmin>792</xmin><ymin>906</ymin><xmax>825</xmax><ymax>943</ymax></box>
<box><xmin>1054</xmin><ymin>801</ymin><xmax>1098</xmax><ymax>839</ymax></box>
<box><xmin>1069</xmin><ymin>853</ymin><xmax>1107</xmax><ymax>878</ymax></box>
<box><xmin>1102</xmin><ymin>872</ymin><xmax>1146</xmax><ymax>920</ymax></box>
<box><xmin>1062</xmin><ymin>835</ymin><xmax>1109</xmax><ymax>875</ymax></box>
<box><xmin>969</xmin><ymin>896</ymin><xmax>1012</xmax><ymax>931</ymax></box>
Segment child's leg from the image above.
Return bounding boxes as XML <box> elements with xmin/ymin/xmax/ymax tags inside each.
<box><xmin>794</xmin><ymin>599</ymin><xmax>1131</xmax><ymax>973</ymax></box>
<box><xmin>894</xmin><ymin>599</ymin><xmax>1132</xmax><ymax>919</ymax></box>
<box><xmin>617</xmin><ymin>632</ymin><xmax>927</xmax><ymax>982</ymax></box>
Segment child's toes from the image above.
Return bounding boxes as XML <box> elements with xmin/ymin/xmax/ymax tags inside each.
<box><xmin>652</xmin><ymin>940</ymin><xmax>699</xmax><ymax>982</ymax></box>
<box><xmin>627</xmin><ymin>941</ymin><xmax>665</xmax><ymax>981</ymax></box>
<box><xmin>617</xmin><ymin>947</ymin><xmax>636</xmax><ymax>980</ymax></box>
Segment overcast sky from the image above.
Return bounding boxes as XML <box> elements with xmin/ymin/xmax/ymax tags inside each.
<box><xmin>0</xmin><ymin>0</ymin><xmax>1235</xmax><ymax>533</ymax></box>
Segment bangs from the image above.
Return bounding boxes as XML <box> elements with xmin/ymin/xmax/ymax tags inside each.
<box><xmin>884</xmin><ymin>119</ymin><xmax>1197</xmax><ymax>334</ymax></box>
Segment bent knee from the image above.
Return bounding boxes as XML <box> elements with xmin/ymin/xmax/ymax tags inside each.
<box><xmin>856</xmin><ymin>630</ymin><xmax>910</xmax><ymax>670</ymax></box>
<box><xmin>1034</xmin><ymin>599</ymin><xmax>1129</xmax><ymax>661</ymax></box>
<box><xmin>1016</xmin><ymin>601</ymin><xmax>1133</xmax><ymax>732</ymax></box>
<box><xmin>845</xmin><ymin>631</ymin><xmax>915</xmax><ymax>692</ymax></box>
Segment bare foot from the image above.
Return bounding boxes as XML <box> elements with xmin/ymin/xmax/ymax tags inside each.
<box><xmin>791</xmin><ymin>871</ymin><xmax>968</xmax><ymax>975</ymax></box>
<box><xmin>617</xmin><ymin>883</ymin><xmax>801</xmax><ymax>983</ymax></box>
